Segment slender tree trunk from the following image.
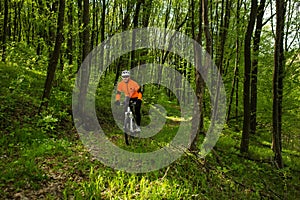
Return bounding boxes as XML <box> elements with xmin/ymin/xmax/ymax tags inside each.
<box><xmin>203</xmin><ymin>0</ymin><xmax>212</xmax><ymax>59</ymax></box>
<box><xmin>250</xmin><ymin>0</ymin><xmax>266</xmax><ymax>134</ymax></box>
<box><xmin>100</xmin><ymin>0</ymin><xmax>106</xmax><ymax>77</ymax></box>
<box><xmin>48</xmin><ymin>1</ymin><xmax>58</xmax><ymax>53</ymax></box>
<box><xmin>141</xmin><ymin>0</ymin><xmax>152</xmax><ymax>58</ymax></box>
<box><xmin>36</xmin><ymin>0</ymin><xmax>43</xmax><ymax>56</ymax></box>
<box><xmin>158</xmin><ymin>0</ymin><xmax>172</xmax><ymax>85</ymax></box>
<box><xmin>26</xmin><ymin>3</ymin><xmax>30</xmax><ymax>44</ymax></box>
<box><xmin>90</xmin><ymin>0</ymin><xmax>96</xmax><ymax>50</ymax></box>
<box><xmin>13</xmin><ymin>2</ymin><xmax>17</xmax><ymax>41</ymax></box>
<box><xmin>30</xmin><ymin>3</ymin><xmax>34</xmax><ymax>46</ymax></box>
<box><xmin>7</xmin><ymin>1</ymin><xmax>11</xmax><ymax>39</ymax></box>
<box><xmin>95</xmin><ymin>1</ymin><xmax>100</xmax><ymax>47</ymax></box>
<box><xmin>142</xmin><ymin>0</ymin><xmax>152</xmax><ymax>27</ymax></box>
<box><xmin>17</xmin><ymin>1</ymin><xmax>23</xmax><ymax>42</ymax></box>
<box><xmin>114</xmin><ymin>0</ymin><xmax>134</xmax><ymax>85</ymax></box>
<box><xmin>235</xmin><ymin>67</ymin><xmax>239</xmax><ymax>127</ymax></box>
<box><xmin>234</xmin><ymin>0</ymin><xmax>241</xmax><ymax>128</ymax></box>
<box><xmin>67</xmin><ymin>1</ymin><xmax>74</xmax><ymax>65</ymax></box>
<box><xmin>2</xmin><ymin>0</ymin><xmax>8</xmax><ymax>62</ymax></box>
<box><xmin>40</xmin><ymin>0</ymin><xmax>65</xmax><ymax>109</ymax></box>
<box><xmin>227</xmin><ymin>64</ymin><xmax>238</xmax><ymax>122</ymax></box>
<box><xmin>0</xmin><ymin>1</ymin><xmax>2</xmax><ymax>24</ymax></box>
<box><xmin>272</xmin><ymin>0</ymin><xmax>286</xmax><ymax>169</ymax></box>
<box><xmin>190</xmin><ymin>0</ymin><xmax>204</xmax><ymax>151</ymax></box>
<box><xmin>101</xmin><ymin>0</ymin><xmax>106</xmax><ymax>43</ymax></box>
<box><xmin>201</xmin><ymin>0</ymin><xmax>212</xmax><ymax>124</ymax></box>
<box><xmin>130</xmin><ymin>0</ymin><xmax>143</xmax><ymax>71</ymax></box>
<box><xmin>77</xmin><ymin>0</ymin><xmax>91</xmax><ymax>114</ymax></box>
<box><xmin>77</xmin><ymin>0</ymin><xmax>83</xmax><ymax>70</ymax></box>
<box><xmin>138</xmin><ymin>0</ymin><xmax>151</xmax><ymax>89</ymax></box>
<box><xmin>215</xmin><ymin>0</ymin><xmax>231</xmax><ymax>74</ymax></box>
<box><xmin>240</xmin><ymin>0</ymin><xmax>257</xmax><ymax>153</ymax></box>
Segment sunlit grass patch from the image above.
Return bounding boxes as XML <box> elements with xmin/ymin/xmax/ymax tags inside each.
<box><xmin>66</xmin><ymin>165</ymin><xmax>203</xmax><ymax>199</ymax></box>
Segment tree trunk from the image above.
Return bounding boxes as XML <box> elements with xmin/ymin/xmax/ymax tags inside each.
<box><xmin>227</xmin><ymin>63</ymin><xmax>239</xmax><ymax>123</ymax></box>
<box><xmin>130</xmin><ymin>0</ymin><xmax>143</xmax><ymax>71</ymax></box>
<box><xmin>142</xmin><ymin>0</ymin><xmax>152</xmax><ymax>27</ymax></box>
<box><xmin>190</xmin><ymin>0</ymin><xmax>204</xmax><ymax>151</ymax></box>
<box><xmin>13</xmin><ymin>2</ymin><xmax>17</xmax><ymax>41</ymax></box>
<box><xmin>250</xmin><ymin>0</ymin><xmax>266</xmax><ymax>135</ymax></box>
<box><xmin>82</xmin><ymin>0</ymin><xmax>90</xmax><ymax>60</ymax></box>
<box><xmin>40</xmin><ymin>0</ymin><xmax>65</xmax><ymax>109</ymax></box>
<box><xmin>77</xmin><ymin>0</ymin><xmax>91</xmax><ymax>115</ymax></box>
<box><xmin>48</xmin><ymin>1</ymin><xmax>58</xmax><ymax>54</ymax></box>
<box><xmin>17</xmin><ymin>1</ymin><xmax>23</xmax><ymax>42</ymax></box>
<box><xmin>141</xmin><ymin>0</ymin><xmax>152</xmax><ymax>59</ymax></box>
<box><xmin>233</xmin><ymin>0</ymin><xmax>242</xmax><ymax>128</ymax></box>
<box><xmin>202</xmin><ymin>0</ymin><xmax>212</xmax><ymax>116</ymax></box>
<box><xmin>1</xmin><ymin>0</ymin><xmax>8</xmax><ymax>62</ymax></box>
<box><xmin>114</xmin><ymin>0</ymin><xmax>134</xmax><ymax>85</ymax></box>
<box><xmin>240</xmin><ymin>0</ymin><xmax>257</xmax><ymax>153</ymax></box>
<box><xmin>203</xmin><ymin>0</ymin><xmax>212</xmax><ymax>58</ymax></box>
<box><xmin>67</xmin><ymin>1</ymin><xmax>74</xmax><ymax>65</ymax></box>
<box><xmin>90</xmin><ymin>0</ymin><xmax>96</xmax><ymax>50</ymax></box>
<box><xmin>101</xmin><ymin>0</ymin><xmax>106</xmax><ymax>43</ymax></box>
<box><xmin>215</xmin><ymin>0</ymin><xmax>231</xmax><ymax>74</ymax></box>
<box><xmin>272</xmin><ymin>0</ymin><xmax>286</xmax><ymax>169</ymax></box>
<box><xmin>100</xmin><ymin>0</ymin><xmax>106</xmax><ymax>77</ymax></box>
<box><xmin>77</xmin><ymin>0</ymin><xmax>83</xmax><ymax>70</ymax></box>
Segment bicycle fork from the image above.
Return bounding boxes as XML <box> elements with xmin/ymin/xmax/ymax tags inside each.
<box><xmin>123</xmin><ymin>106</ymin><xmax>131</xmax><ymax>145</ymax></box>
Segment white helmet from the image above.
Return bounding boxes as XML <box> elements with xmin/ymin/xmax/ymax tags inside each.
<box><xmin>121</xmin><ymin>70</ymin><xmax>130</xmax><ymax>77</ymax></box>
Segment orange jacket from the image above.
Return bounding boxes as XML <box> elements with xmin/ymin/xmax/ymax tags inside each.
<box><xmin>116</xmin><ymin>79</ymin><xmax>142</xmax><ymax>101</ymax></box>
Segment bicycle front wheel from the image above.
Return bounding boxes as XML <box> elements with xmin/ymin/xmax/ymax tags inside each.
<box><xmin>124</xmin><ymin>118</ymin><xmax>130</xmax><ymax>145</ymax></box>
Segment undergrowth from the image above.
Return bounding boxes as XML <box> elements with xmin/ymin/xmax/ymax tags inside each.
<box><xmin>0</xmin><ymin>63</ymin><xmax>299</xmax><ymax>199</ymax></box>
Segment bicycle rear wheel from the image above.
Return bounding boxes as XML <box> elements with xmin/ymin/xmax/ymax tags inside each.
<box><xmin>124</xmin><ymin>118</ymin><xmax>130</xmax><ymax>145</ymax></box>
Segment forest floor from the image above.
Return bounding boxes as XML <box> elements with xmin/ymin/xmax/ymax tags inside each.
<box><xmin>1</xmin><ymin>64</ymin><xmax>300</xmax><ymax>199</ymax></box>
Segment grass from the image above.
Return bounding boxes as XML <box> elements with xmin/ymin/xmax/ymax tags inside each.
<box><xmin>1</xmin><ymin>62</ymin><xmax>300</xmax><ymax>199</ymax></box>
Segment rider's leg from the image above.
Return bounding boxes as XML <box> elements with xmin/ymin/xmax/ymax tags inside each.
<box><xmin>129</xmin><ymin>98</ymin><xmax>141</xmax><ymax>132</ymax></box>
<box><xmin>135</xmin><ymin>99</ymin><xmax>141</xmax><ymax>127</ymax></box>
<box><xmin>123</xmin><ymin>97</ymin><xmax>131</xmax><ymax>127</ymax></box>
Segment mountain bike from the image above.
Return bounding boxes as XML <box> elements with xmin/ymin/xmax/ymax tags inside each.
<box><xmin>123</xmin><ymin>99</ymin><xmax>139</xmax><ymax>145</ymax></box>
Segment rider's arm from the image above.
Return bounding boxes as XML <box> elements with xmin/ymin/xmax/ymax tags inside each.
<box><xmin>115</xmin><ymin>82</ymin><xmax>123</xmax><ymax>101</ymax></box>
<box><xmin>116</xmin><ymin>91</ymin><xmax>121</xmax><ymax>101</ymax></box>
<box><xmin>137</xmin><ymin>87</ymin><xmax>142</xmax><ymax>100</ymax></box>
<box><xmin>131</xmin><ymin>80</ymin><xmax>142</xmax><ymax>100</ymax></box>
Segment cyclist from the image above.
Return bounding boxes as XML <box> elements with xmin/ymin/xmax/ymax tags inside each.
<box><xmin>115</xmin><ymin>70</ymin><xmax>142</xmax><ymax>132</ymax></box>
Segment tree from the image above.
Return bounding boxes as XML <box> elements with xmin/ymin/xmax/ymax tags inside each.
<box><xmin>77</xmin><ymin>0</ymin><xmax>91</xmax><ymax>115</ymax></box>
<box><xmin>130</xmin><ymin>0</ymin><xmax>143</xmax><ymax>70</ymax></box>
<box><xmin>40</xmin><ymin>0</ymin><xmax>65</xmax><ymax>109</ymax></box>
<box><xmin>101</xmin><ymin>0</ymin><xmax>106</xmax><ymax>43</ymax></box>
<box><xmin>77</xmin><ymin>0</ymin><xmax>83</xmax><ymax>69</ymax></box>
<box><xmin>190</xmin><ymin>0</ymin><xmax>204</xmax><ymax>151</ymax></box>
<box><xmin>215</xmin><ymin>0</ymin><xmax>232</xmax><ymax>74</ymax></box>
<box><xmin>250</xmin><ymin>0</ymin><xmax>266</xmax><ymax>135</ymax></box>
<box><xmin>226</xmin><ymin>0</ymin><xmax>242</xmax><ymax>127</ymax></box>
<box><xmin>272</xmin><ymin>0</ymin><xmax>286</xmax><ymax>169</ymax></box>
<box><xmin>240</xmin><ymin>0</ymin><xmax>258</xmax><ymax>153</ymax></box>
<box><xmin>1</xmin><ymin>0</ymin><xmax>8</xmax><ymax>62</ymax></box>
<box><xmin>66</xmin><ymin>1</ymin><xmax>74</xmax><ymax>65</ymax></box>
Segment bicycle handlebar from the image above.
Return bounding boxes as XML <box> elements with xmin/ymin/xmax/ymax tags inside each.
<box><xmin>120</xmin><ymin>101</ymin><xmax>137</xmax><ymax>106</ymax></box>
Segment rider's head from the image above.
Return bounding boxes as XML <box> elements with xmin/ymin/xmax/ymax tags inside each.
<box><xmin>121</xmin><ymin>70</ymin><xmax>130</xmax><ymax>83</ymax></box>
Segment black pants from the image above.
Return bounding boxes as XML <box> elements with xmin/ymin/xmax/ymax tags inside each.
<box><xmin>124</xmin><ymin>97</ymin><xmax>141</xmax><ymax>126</ymax></box>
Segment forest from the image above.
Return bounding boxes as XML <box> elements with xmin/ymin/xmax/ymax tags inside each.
<box><xmin>0</xmin><ymin>0</ymin><xmax>299</xmax><ymax>199</ymax></box>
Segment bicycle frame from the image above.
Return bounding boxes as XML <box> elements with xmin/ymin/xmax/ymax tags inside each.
<box><xmin>124</xmin><ymin>105</ymin><xmax>135</xmax><ymax>132</ymax></box>
<box><xmin>123</xmin><ymin>100</ymin><xmax>137</xmax><ymax>145</ymax></box>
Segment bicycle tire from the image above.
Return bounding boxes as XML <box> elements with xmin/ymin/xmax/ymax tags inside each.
<box><xmin>124</xmin><ymin>117</ymin><xmax>130</xmax><ymax>145</ymax></box>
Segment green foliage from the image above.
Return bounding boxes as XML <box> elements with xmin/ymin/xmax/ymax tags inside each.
<box><xmin>1</xmin><ymin>61</ymin><xmax>299</xmax><ymax>199</ymax></box>
<box><xmin>68</xmin><ymin>167</ymin><xmax>202</xmax><ymax>199</ymax></box>
<box><xmin>5</xmin><ymin>42</ymin><xmax>48</xmax><ymax>72</ymax></box>
<box><xmin>1</xmin><ymin>0</ymin><xmax>300</xmax><ymax>196</ymax></box>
